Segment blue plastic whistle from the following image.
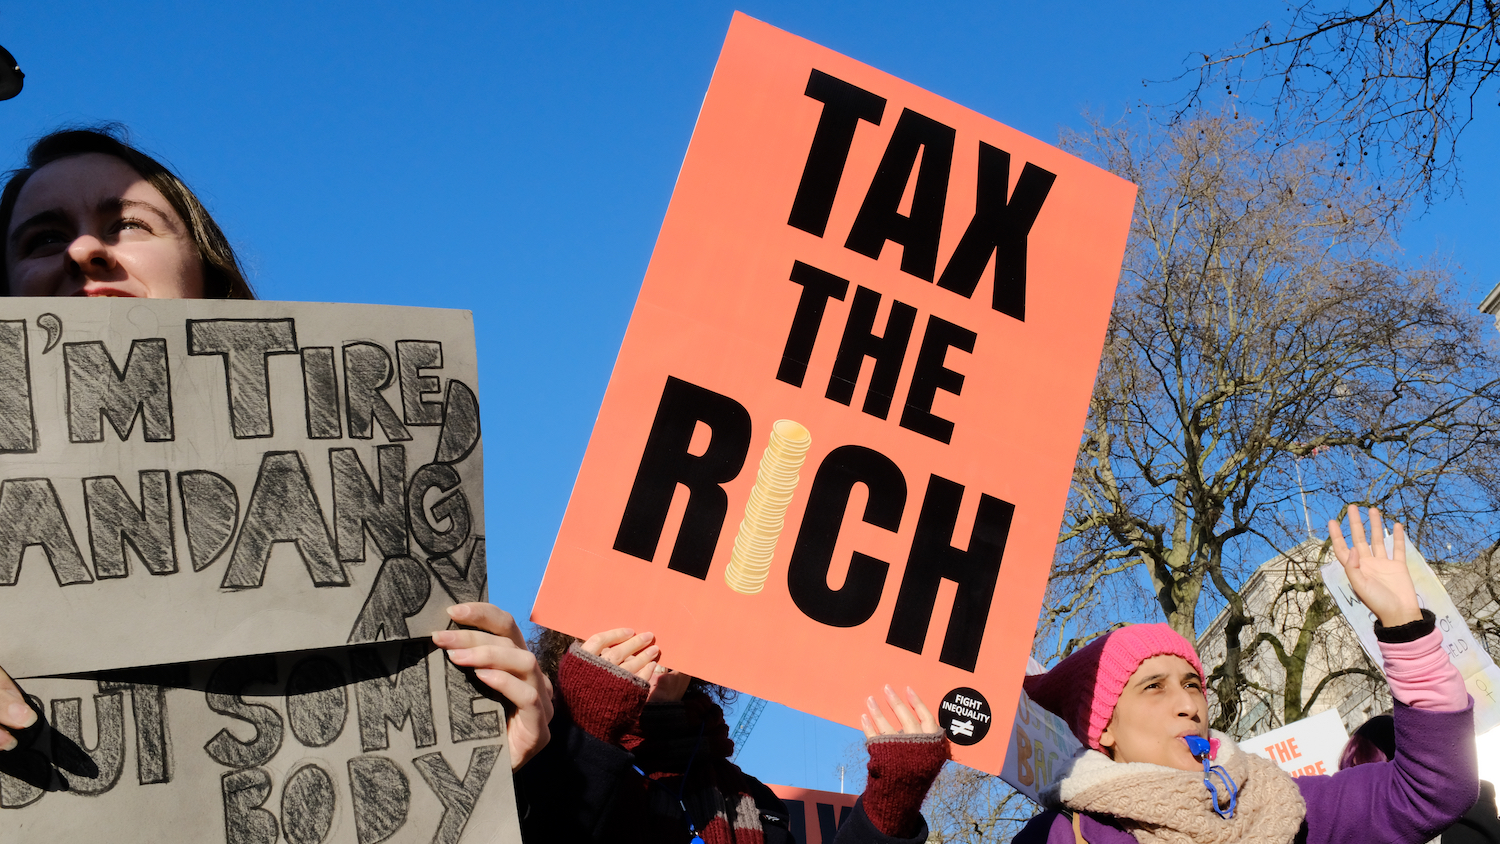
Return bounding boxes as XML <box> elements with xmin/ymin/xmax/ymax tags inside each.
<box><xmin>1183</xmin><ymin>735</ymin><xmax>1237</xmax><ymax>819</ymax></box>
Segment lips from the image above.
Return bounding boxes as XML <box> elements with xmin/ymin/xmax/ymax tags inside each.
<box><xmin>75</xmin><ymin>286</ymin><xmax>139</xmax><ymax>298</ymax></box>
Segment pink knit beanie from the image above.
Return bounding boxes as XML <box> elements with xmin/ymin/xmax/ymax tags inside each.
<box><xmin>1022</xmin><ymin>623</ymin><xmax>1205</xmax><ymax>752</ymax></box>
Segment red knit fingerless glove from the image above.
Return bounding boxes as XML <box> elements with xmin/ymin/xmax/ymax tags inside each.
<box><xmin>557</xmin><ymin>643</ymin><xmax>648</xmax><ymax>745</ymax></box>
<box><xmin>862</xmin><ymin>733</ymin><xmax>949</xmax><ymax>838</ymax></box>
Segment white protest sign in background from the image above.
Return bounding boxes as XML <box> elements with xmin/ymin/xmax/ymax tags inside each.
<box><xmin>0</xmin><ymin>299</ymin><xmax>485</xmax><ymax>678</ymax></box>
<box><xmin>999</xmin><ymin>658</ymin><xmax>1083</xmax><ymax>804</ymax></box>
<box><xmin>1321</xmin><ymin>532</ymin><xmax>1500</xmax><ymax>734</ymax></box>
<box><xmin>1240</xmin><ymin>708</ymin><xmax>1347</xmax><ymax>778</ymax></box>
<box><xmin>0</xmin><ymin>643</ymin><xmax>518</xmax><ymax>844</ymax></box>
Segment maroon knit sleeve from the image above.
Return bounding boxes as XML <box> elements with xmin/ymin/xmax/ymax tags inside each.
<box><xmin>861</xmin><ymin>733</ymin><xmax>949</xmax><ymax>838</ymax></box>
<box><xmin>556</xmin><ymin>643</ymin><xmax>649</xmax><ymax>746</ymax></box>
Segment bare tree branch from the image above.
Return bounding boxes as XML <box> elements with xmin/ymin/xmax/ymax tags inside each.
<box><xmin>1048</xmin><ymin>108</ymin><xmax>1500</xmax><ymax>734</ymax></box>
<box><xmin>1187</xmin><ymin>1</ymin><xmax>1500</xmax><ymax>201</ymax></box>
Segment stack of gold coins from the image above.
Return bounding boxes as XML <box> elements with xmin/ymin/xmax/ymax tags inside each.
<box><xmin>725</xmin><ymin>419</ymin><xmax>811</xmax><ymax>594</ymax></box>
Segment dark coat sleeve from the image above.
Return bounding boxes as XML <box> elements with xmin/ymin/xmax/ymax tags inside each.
<box><xmin>512</xmin><ymin>706</ymin><xmax>643</xmax><ymax>842</ymax></box>
<box><xmin>831</xmin><ymin>796</ymin><xmax>930</xmax><ymax>844</ymax></box>
<box><xmin>1295</xmin><ymin>701</ymin><xmax>1477</xmax><ymax>844</ymax></box>
<box><xmin>512</xmin><ymin>708</ymin><xmax>799</xmax><ymax>844</ymax></box>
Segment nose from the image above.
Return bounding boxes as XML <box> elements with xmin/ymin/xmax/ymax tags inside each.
<box><xmin>64</xmin><ymin>234</ymin><xmax>116</xmax><ymax>277</ymax></box>
<box><xmin>1173</xmin><ymin>685</ymin><xmax>1202</xmax><ymax>718</ymax></box>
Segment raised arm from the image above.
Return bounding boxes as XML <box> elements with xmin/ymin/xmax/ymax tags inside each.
<box><xmin>1303</xmin><ymin>506</ymin><xmax>1478</xmax><ymax>844</ymax></box>
<box><xmin>835</xmin><ymin>685</ymin><xmax>949</xmax><ymax>844</ymax></box>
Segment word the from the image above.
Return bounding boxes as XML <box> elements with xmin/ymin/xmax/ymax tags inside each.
<box><xmin>777</xmin><ymin>260</ymin><xmax>975</xmax><ymax>444</ymax></box>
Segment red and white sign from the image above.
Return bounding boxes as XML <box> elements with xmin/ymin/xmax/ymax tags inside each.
<box><xmin>1241</xmin><ymin>708</ymin><xmax>1349</xmax><ymax>778</ymax></box>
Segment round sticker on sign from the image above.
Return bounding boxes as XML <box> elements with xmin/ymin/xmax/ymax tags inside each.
<box><xmin>938</xmin><ymin>687</ymin><xmax>992</xmax><ymax>745</ymax></box>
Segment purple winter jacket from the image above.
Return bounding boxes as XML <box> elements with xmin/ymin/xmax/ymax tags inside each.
<box><xmin>1012</xmin><ymin>701</ymin><xmax>1477</xmax><ymax>844</ymax></box>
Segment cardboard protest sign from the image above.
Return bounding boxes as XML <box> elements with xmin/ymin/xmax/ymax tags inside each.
<box><xmin>530</xmin><ymin>12</ymin><xmax>1135</xmax><ymax>774</ymax></box>
<box><xmin>0</xmin><ymin>299</ymin><xmax>485</xmax><ymax>678</ymax></box>
<box><xmin>1240</xmin><ymin>708</ymin><xmax>1347</xmax><ymax>778</ymax></box>
<box><xmin>0</xmin><ymin>643</ymin><xmax>519</xmax><ymax>844</ymax></box>
<box><xmin>1322</xmin><ymin>533</ymin><xmax>1500</xmax><ymax>734</ymax></box>
<box><xmin>765</xmin><ymin>785</ymin><xmax>857</xmax><ymax>843</ymax></box>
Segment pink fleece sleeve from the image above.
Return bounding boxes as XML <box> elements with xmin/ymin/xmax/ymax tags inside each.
<box><xmin>1379</xmin><ymin>628</ymin><xmax>1467</xmax><ymax>712</ymax></box>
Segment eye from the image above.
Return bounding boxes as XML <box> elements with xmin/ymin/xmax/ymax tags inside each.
<box><xmin>19</xmin><ymin>229</ymin><xmax>69</xmax><ymax>257</ymax></box>
<box><xmin>113</xmin><ymin>217</ymin><xmax>154</xmax><ymax>234</ymax></box>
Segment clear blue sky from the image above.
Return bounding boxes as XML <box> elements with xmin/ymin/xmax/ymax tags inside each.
<box><xmin>3</xmin><ymin>2</ymin><xmax>1496</xmax><ymax>792</ymax></box>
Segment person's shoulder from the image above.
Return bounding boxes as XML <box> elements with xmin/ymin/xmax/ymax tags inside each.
<box><xmin>737</xmin><ymin>770</ymin><xmax>794</xmax><ymax>834</ymax></box>
<box><xmin>1013</xmin><ymin>810</ymin><xmax>1071</xmax><ymax>844</ymax></box>
<box><xmin>1012</xmin><ymin>810</ymin><xmax>1137</xmax><ymax>844</ymax></box>
<box><xmin>740</xmin><ymin>772</ymin><xmax>789</xmax><ymax>815</ymax></box>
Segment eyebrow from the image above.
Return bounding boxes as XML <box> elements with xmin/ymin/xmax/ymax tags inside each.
<box><xmin>1134</xmin><ymin>671</ymin><xmax>1202</xmax><ymax>688</ymax></box>
<box><xmin>102</xmin><ymin>196</ymin><xmax>173</xmax><ymax>220</ymax></box>
<box><xmin>8</xmin><ymin>197</ymin><xmax>177</xmax><ymax>246</ymax></box>
<box><xmin>7</xmin><ymin>209</ymin><xmax>67</xmax><ymax>246</ymax></box>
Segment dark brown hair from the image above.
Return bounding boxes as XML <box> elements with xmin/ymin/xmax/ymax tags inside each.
<box><xmin>1339</xmin><ymin>712</ymin><xmax>1395</xmax><ymax>770</ymax></box>
<box><xmin>0</xmin><ymin>125</ymin><xmax>254</xmax><ymax>299</ymax></box>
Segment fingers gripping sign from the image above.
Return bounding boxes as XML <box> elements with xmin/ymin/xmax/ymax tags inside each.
<box><xmin>432</xmin><ymin>603</ymin><xmax>553</xmax><ymax>771</ymax></box>
<box><xmin>582</xmin><ymin>628</ymin><xmax>661</xmax><ymax>682</ymax></box>
<box><xmin>580</xmin><ymin>626</ymin><xmax>689</xmax><ymax>700</ymax></box>
<box><xmin>861</xmin><ymin>684</ymin><xmax>942</xmax><ymax>739</ymax></box>
<box><xmin>1328</xmin><ymin>506</ymin><xmax>1424</xmax><ymax>628</ymax></box>
<box><xmin>0</xmin><ymin>664</ymin><xmax>38</xmax><ymax>752</ymax></box>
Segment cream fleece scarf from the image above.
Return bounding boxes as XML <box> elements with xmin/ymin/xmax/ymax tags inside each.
<box><xmin>1043</xmin><ymin>732</ymin><xmax>1307</xmax><ymax>844</ymax></box>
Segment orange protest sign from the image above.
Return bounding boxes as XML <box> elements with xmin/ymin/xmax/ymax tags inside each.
<box><xmin>766</xmin><ymin>785</ymin><xmax>858</xmax><ymax>843</ymax></box>
<box><xmin>531</xmin><ymin>12</ymin><xmax>1135</xmax><ymax>774</ymax></box>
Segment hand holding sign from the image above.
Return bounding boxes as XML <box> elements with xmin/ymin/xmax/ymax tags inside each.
<box><xmin>1328</xmin><ymin>506</ymin><xmax>1423</xmax><ymax>627</ymax></box>
<box><xmin>434</xmin><ymin>603</ymin><xmax>553</xmax><ymax>770</ymax></box>
<box><xmin>581</xmin><ymin>628</ymin><xmax>662</xmax><ymax>682</ymax></box>
<box><xmin>861</xmin><ymin>684</ymin><xmax>942</xmax><ymax>738</ymax></box>
<box><xmin>0</xmin><ymin>663</ymin><xmax>37</xmax><ymax>751</ymax></box>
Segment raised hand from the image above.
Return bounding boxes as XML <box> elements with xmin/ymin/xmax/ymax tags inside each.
<box><xmin>433</xmin><ymin>603</ymin><xmax>553</xmax><ymax>770</ymax></box>
<box><xmin>1328</xmin><ymin>506</ymin><xmax>1423</xmax><ymax>628</ymax></box>
<box><xmin>579</xmin><ymin>628</ymin><xmax>660</xmax><ymax>682</ymax></box>
<box><xmin>0</xmin><ymin>664</ymin><xmax>37</xmax><ymax>752</ymax></box>
<box><xmin>861</xmin><ymin>684</ymin><xmax>942</xmax><ymax>738</ymax></box>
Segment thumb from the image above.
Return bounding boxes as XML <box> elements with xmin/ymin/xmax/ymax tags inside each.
<box><xmin>0</xmin><ymin>665</ymin><xmax>37</xmax><ymax>751</ymax></box>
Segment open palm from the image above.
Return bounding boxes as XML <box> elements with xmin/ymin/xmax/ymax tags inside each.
<box><xmin>1328</xmin><ymin>506</ymin><xmax>1423</xmax><ymax>628</ymax></box>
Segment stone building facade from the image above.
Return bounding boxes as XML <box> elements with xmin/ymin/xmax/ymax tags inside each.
<box><xmin>1195</xmin><ymin>540</ymin><xmax>1390</xmax><ymax>738</ymax></box>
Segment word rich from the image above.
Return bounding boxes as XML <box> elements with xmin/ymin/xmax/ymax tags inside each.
<box><xmin>0</xmin><ymin>643</ymin><xmax>510</xmax><ymax>844</ymax></box>
<box><xmin>613</xmin><ymin>377</ymin><xmax>1014</xmax><ymax>673</ymax></box>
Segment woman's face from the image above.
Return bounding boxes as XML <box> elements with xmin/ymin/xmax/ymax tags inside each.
<box><xmin>1098</xmin><ymin>654</ymin><xmax>1208</xmax><ymax>772</ymax></box>
<box><xmin>5</xmin><ymin>153</ymin><xmax>205</xmax><ymax>299</ymax></box>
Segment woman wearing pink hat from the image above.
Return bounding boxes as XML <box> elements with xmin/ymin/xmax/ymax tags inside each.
<box><xmin>1010</xmin><ymin>505</ymin><xmax>1475</xmax><ymax>844</ymax></box>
